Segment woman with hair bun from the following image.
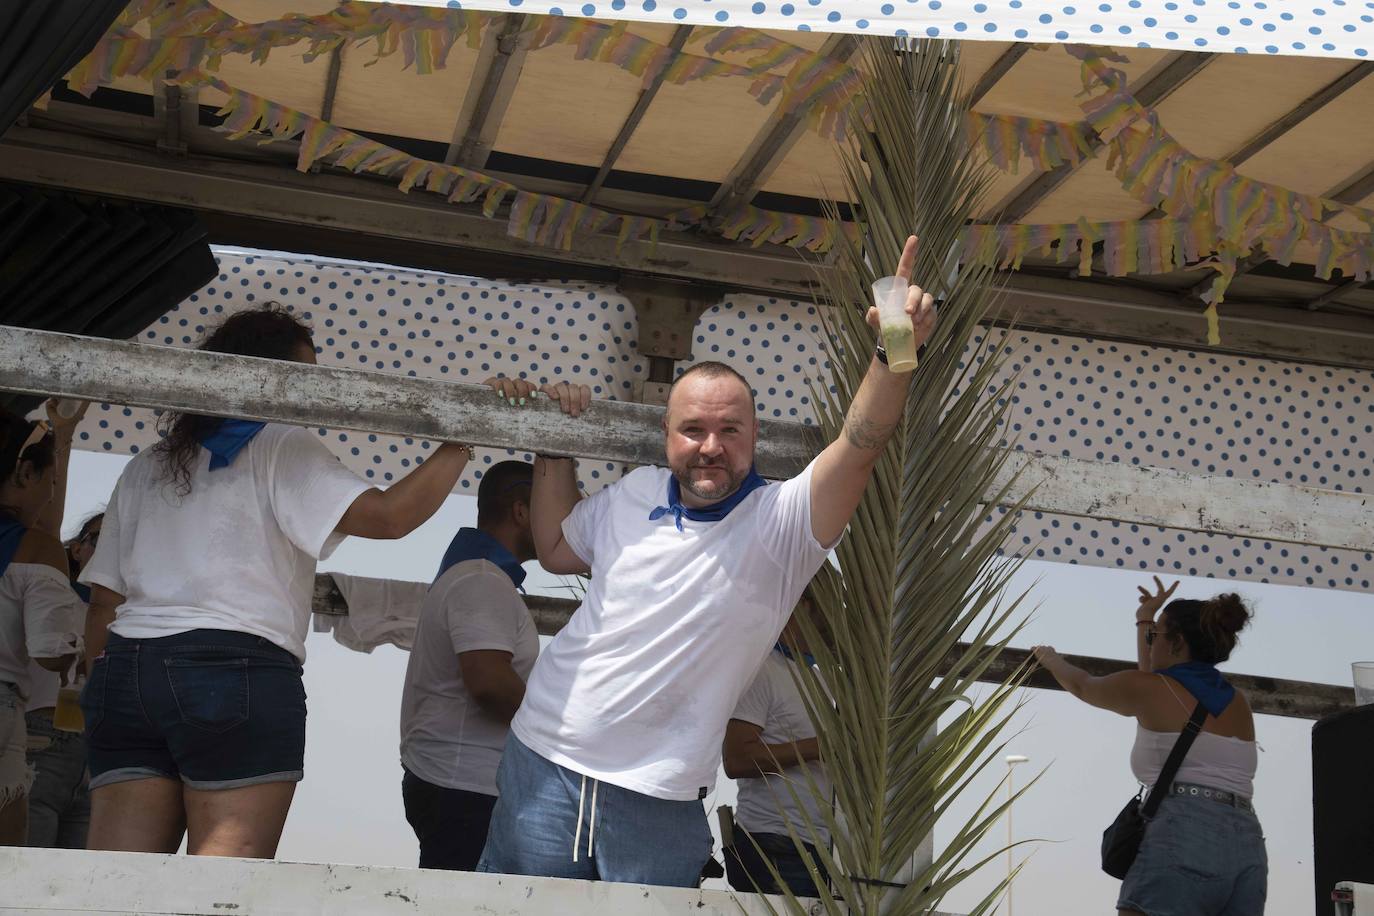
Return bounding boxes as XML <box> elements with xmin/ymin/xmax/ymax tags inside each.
<box><xmin>1033</xmin><ymin>578</ymin><xmax>1267</xmax><ymax>916</ymax></box>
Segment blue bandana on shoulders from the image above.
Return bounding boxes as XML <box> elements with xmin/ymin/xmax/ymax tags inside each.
<box><xmin>0</xmin><ymin>514</ymin><xmax>24</xmax><ymax>578</ymax></box>
<box><xmin>775</xmin><ymin>641</ymin><xmax>816</xmax><ymax>668</ymax></box>
<box><xmin>434</xmin><ymin>527</ymin><xmax>527</xmax><ymax>590</ymax></box>
<box><xmin>1157</xmin><ymin>660</ymin><xmax>1235</xmax><ymax>717</ymax></box>
<box><xmin>648</xmin><ymin>467</ymin><xmax>768</xmax><ymax>532</ymax></box>
<box><xmin>198</xmin><ymin>419</ymin><xmax>267</xmax><ymax>471</ymax></box>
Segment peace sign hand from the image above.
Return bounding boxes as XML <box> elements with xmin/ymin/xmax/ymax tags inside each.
<box><xmin>1135</xmin><ymin>576</ymin><xmax>1179</xmax><ymax>624</ymax></box>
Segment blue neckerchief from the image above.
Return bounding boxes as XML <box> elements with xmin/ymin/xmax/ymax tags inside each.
<box><xmin>648</xmin><ymin>467</ymin><xmax>767</xmax><ymax>532</ymax></box>
<box><xmin>0</xmin><ymin>515</ymin><xmax>24</xmax><ymax>578</ymax></box>
<box><xmin>1157</xmin><ymin>661</ymin><xmax>1235</xmax><ymax>717</ymax></box>
<box><xmin>71</xmin><ymin>580</ymin><xmax>91</xmax><ymax>603</ymax></box>
<box><xmin>434</xmin><ymin>527</ymin><xmax>527</xmax><ymax>590</ymax></box>
<box><xmin>198</xmin><ymin>419</ymin><xmax>267</xmax><ymax>471</ymax></box>
<box><xmin>775</xmin><ymin>641</ymin><xmax>816</xmax><ymax>668</ymax></box>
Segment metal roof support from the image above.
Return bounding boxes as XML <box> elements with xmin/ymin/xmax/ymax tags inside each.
<box><xmin>320</xmin><ymin>44</ymin><xmax>344</xmax><ymax>122</ymax></box>
<box><xmin>1306</xmin><ymin>277</ymin><xmax>1368</xmax><ymax>312</ymax></box>
<box><xmin>994</xmin><ymin>51</ymin><xmax>1215</xmax><ymax>222</ymax></box>
<box><xmin>444</xmin><ymin>13</ymin><xmax>528</xmax><ymax>169</ymax></box>
<box><xmin>153</xmin><ymin>71</ymin><xmax>196</xmax><ymax>156</ymax></box>
<box><xmin>2</xmin><ymin>324</ymin><xmax>1372</xmax><ymax>553</ymax></box>
<box><xmin>705</xmin><ymin>33</ymin><xmax>860</xmax><ymax>218</ymax></box>
<box><xmin>616</xmin><ymin>274</ymin><xmax>725</xmax><ymax>401</ymax></box>
<box><xmin>310</xmin><ymin>576</ymin><xmax>1352</xmax><ymax>719</ymax></box>
<box><xmin>582</xmin><ymin>24</ymin><xmax>694</xmax><ymax>205</ymax></box>
<box><xmin>1225</xmin><ymin>62</ymin><xmax>1374</xmax><ymax>168</ymax></box>
<box><xmin>966</xmin><ymin>43</ymin><xmax>1033</xmax><ymax>108</ymax></box>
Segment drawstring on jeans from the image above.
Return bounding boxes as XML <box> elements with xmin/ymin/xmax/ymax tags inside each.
<box><xmin>573</xmin><ymin>774</ymin><xmax>587</xmax><ymax>862</ymax></box>
<box><xmin>571</xmin><ymin>773</ymin><xmax>601</xmax><ymax>863</ymax></box>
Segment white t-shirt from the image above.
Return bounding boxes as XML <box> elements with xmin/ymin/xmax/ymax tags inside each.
<box><xmin>399</xmin><ymin>559</ymin><xmax>539</xmax><ymax>796</ymax></box>
<box><xmin>511</xmin><ymin>459</ymin><xmax>834</xmax><ymax>801</ymax></box>
<box><xmin>80</xmin><ymin>424</ymin><xmax>372</xmax><ymax>662</ymax></box>
<box><xmin>731</xmin><ymin>649</ymin><xmax>832</xmax><ymax>846</ymax></box>
<box><xmin>0</xmin><ymin>563</ymin><xmax>84</xmax><ymax>700</ymax></box>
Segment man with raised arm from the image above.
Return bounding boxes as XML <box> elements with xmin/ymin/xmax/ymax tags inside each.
<box><xmin>478</xmin><ymin>236</ymin><xmax>937</xmax><ymax>888</ymax></box>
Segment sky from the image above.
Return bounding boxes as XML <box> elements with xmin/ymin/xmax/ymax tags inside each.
<box><xmin>59</xmin><ymin>446</ymin><xmax>1374</xmax><ymax>916</ymax></box>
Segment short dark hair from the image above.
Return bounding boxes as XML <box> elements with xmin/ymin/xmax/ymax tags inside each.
<box><xmin>1162</xmin><ymin>593</ymin><xmax>1252</xmax><ymax>664</ymax></box>
<box><xmin>0</xmin><ymin>410</ymin><xmax>55</xmax><ymax>483</ymax></box>
<box><xmin>476</xmin><ymin>460</ymin><xmax>534</xmax><ymax>529</ymax></box>
<box><xmin>667</xmin><ymin>361</ymin><xmax>753</xmax><ymax>408</ymax></box>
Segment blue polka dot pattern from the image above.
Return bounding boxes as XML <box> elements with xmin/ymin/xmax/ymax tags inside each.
<box><xmin>80</xmin><ymin>254</ymin><xmax>1374</xmax><ymax>593</ymax></box>
<box><xmin>433</xmin><ymin>0</ymin><xmax>1374</xmax><ymax>58</ymax></box>
<box><xmin>102</xmin><ymin>251</ymin><xmax>645</xmax><ymax>493</ymax></box>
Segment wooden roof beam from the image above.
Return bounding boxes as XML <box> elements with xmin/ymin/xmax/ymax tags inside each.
<box><xmin>581</xmin><ymin>25</ymin><xmax>693</xmax><ymax>205</ymax></box>
<box><xmin>444</xmin><ymin>13</ymin><xmax>528</xmax><ymax>169</ymax></box>
<box><xmin>966</xmin><ymin>43</ymin><xmax>1032</xmax><ymax>108</ymax></box>
<box><xmin>319</xmin><ymin>44</ymin><xmax>343</xmax><ymax>122</ymax></box>
<box><xmin>995</xmin><ymin>51</ymin><xmax>1215</xmax><ymax>222</ymax></box>
<box><xmin>706</xmin><ymin>33</ymin><xmax>859</xmax><ymax>217</ymax></box>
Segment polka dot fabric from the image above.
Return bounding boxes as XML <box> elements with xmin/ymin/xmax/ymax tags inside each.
<box><xmin>437</xmin><ymin>1</ymin><xmax>1374</xmax><ymax>60</ymax></box>
<box><xmin>78</xmin><ymin>250</ymin><xmax>646</xmax><ymax>493</ymax></box>
<box><xmin>685</xmin><ymin>298</ymin><xmax>1374</xmax><ymax>594</ymax></box>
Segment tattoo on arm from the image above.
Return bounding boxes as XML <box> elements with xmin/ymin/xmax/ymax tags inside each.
<box><xmin>843</xmin><ymin>410</ymin><xmax>898</xmax><ymax>451</ymax></box>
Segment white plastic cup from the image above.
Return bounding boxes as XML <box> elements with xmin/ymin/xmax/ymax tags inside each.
<box><xmin>1353</xmin><ymin>662</ymin><xmax>1374</xmax><ymax>706</ymax></box>
<box><xmin>871</xmin><ymin>276</ymin><xmax>918</xmax><ymax>372</ymax></box>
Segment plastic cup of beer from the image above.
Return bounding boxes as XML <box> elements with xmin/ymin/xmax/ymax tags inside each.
<box><xmin>1353</xmin><ymin>662</ymin><xmax>1374</xmax><ymax>706</ymax></box>
<box><xmin>53</xmin><ymin>683</ymin><xmax>84</xmax><ymax>733</ymax></box>
<box><xmin>871</xmin><ymin>276</ymin><xmax>918</xmax><ymax>372</ymax></box>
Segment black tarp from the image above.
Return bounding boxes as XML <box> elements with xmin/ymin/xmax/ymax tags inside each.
<box><xmin>0</xmin><ymin>0</ymin><xmax>128</xmax><ymax>134</ymax></box>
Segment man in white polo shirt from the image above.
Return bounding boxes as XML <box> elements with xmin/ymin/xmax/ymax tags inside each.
<box><xmin>723</xmin><ymin>579</ymin><xmax>833</xmax><ymax>898</ymax></box>
<box><xmin>478</xmin><ymin>236</ymin><xmax>937</xmax><ymax>887</ymax></box>
<box><xmin>398</xmin><ymin>460</ymin><xmax>539</xmax><ymax>871</ymax></box>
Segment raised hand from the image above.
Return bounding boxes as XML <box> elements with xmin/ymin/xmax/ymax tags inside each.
<box><xmin>540</xmin><ymin>381</ymin><xmax>592</xmax><ymax>418</ymax></box>
<box><xmin>484</xmin><ymin>376</ymin><xmax>539</xmax><ymax>407</ymax></box>
<box><xmin>1135</xmin><ymin>576</ymin><xmax>1179</xmax><ymax>623</ymax></box>
<box><xmin>865</xmin><ymin>235</ymin><xmax>938</xmax><ymax>351</ymax></box>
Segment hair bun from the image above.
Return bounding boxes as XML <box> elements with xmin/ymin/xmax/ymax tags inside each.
<box><xmin>1204</xmin><ymin>593</ymin><xmax>1251</xmax><ymax>635</ymax></box>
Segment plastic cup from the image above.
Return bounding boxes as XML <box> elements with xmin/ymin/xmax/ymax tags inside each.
<box><xmin>871</xmin><ymin>276</ymin><xmax>918</xmax><ymax>372</ymax></box>
<box><xmin>1353</xmin><ymin>662</ymin><xmax>1374</xmax><ymax>706</ymax></box>
<box><xmin>53</xmin><ymin>683</ymin><xmax>84</xmax><ymax>733</ymax></box>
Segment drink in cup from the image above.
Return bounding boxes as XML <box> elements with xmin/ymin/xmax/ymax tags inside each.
<box><xmin>53</xmin><ymin>682</ymin><xmax>84</xmax><ymax>733</ymax></box>
<box><xmin>871</xmin><ymin>276</ymin><xmax>919</xmax><ymax>372</ymax></box>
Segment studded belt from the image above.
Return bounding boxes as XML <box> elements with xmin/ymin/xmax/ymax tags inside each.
<box><xmin>1170</xmin><ymin>781</ymin><xmax>1254</xmax><ymax>812</ymax></box>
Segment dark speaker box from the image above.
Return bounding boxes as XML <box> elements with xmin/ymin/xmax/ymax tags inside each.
<box><xmin>1313</xmin><ymin>704</ymin><xmax>1374</xmax><ymax>916</ymax></box>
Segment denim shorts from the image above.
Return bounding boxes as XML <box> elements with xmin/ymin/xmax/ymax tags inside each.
<box><xmin>1118</xmin><ymin>791</ymin><xmax>1268</xmax><ymax>916</ymax></box>
<box><xmin>83</xmin><ymin>629</ymin><xmax>307</xmax><ymax>791</ymax></box>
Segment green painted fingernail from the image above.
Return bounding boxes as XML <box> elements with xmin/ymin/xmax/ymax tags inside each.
<box><xmin>519</xmin><ymin>397</ymin><xmax>526</xmax><ymax>406</ymax></box>
<box><xmin>508</xmin><ymin>397</ymin><xmax>517</xmax><ymax>406</ymax></box>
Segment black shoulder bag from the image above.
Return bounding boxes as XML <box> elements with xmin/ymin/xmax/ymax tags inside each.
<box><xmin>1101</xmin><ymin>700</ymin><xmax>1207</xmax><ymax>879</ymax></box>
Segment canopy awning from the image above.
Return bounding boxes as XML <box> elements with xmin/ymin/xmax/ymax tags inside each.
<box><xmin>432</xmin><ymin>0</ymin><xmax>1374</xmax><ymax>61</ymax></box>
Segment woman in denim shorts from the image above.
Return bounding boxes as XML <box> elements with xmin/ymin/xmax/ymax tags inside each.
<box><xmin>77</xmin><ymin>305</ymin><xmax>483</xmax><ymax>859</ymax></box>
<box><xmin>1033</xmin><ymin>579</ymin><xmax>1266</xmax><ymax>916</ymax></box>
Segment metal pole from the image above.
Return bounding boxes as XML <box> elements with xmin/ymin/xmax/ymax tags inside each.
<box><xmin>1005</xmin><ymin>755</ymin><xmax>1029</xmax><ymax>916</ymax></box>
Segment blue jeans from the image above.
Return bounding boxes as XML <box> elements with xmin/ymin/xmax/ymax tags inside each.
<box><xmin>477</xmin><ymin>734</ymin><xmax>712</xmax><ymax>887</ymax></box>
<box><xmin>83</xmin><ymin>630</ymin><xmax>307</xmax><ymax>790</ymax></box>
<box><xmin>23</xmin><ymin>709</ymin><xmax>90</xmax><ymax>849</ymax></box>
<box><xmin>1118</xmin><ymin>792</ymin><xmax>1267</xmax><ymax>915</ymax></box>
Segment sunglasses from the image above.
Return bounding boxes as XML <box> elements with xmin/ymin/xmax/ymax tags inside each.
<box><xmin>1145</xmin><ymin>628</ymin><xmax>1170</xmax><ymax>647</ymax></box>
<box><xmin>76</xmin><ymin>528</ymin><xmax>101</xmax><ymax>546</ymax></box>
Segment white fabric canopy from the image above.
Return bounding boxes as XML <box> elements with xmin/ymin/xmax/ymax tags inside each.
<box><xmin>424</xmin><ymin>1</ymin><xmax>1374</xmax><ymax>60</ymax></box>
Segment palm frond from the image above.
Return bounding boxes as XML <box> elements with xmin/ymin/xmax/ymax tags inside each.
<box><xmin>757</xmin><ymin>36</ymin><xmax>1037</xmax><ymax>916</ymax></box>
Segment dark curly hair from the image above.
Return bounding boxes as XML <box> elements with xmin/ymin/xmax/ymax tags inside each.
<box><xmin>155</xmin><ymin>304</ymin><xmax>314</xmax><ymax>495</ymax></box>
<box><xmin>1162</xmin><ymin>593</ymin><xmax>1252</xmax><ymax>665</ymax></box>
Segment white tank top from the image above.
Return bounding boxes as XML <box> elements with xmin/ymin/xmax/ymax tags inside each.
<box><xmin>1129</xmin><ymin>677</ymin><xmax>1258</xmax><ymax>798</ymax></box>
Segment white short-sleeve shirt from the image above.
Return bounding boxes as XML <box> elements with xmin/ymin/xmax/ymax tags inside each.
<box><xmin>511</xmin><ymin>458</ymin><xmax>834</xmax><ymax>801</ymax></box>
<box><xmin>399</xmin><ymin>559</ymin><xmax>539</xmax><ymax>796</ymax></box>
<box><xmin>0</xmin><ymin>562</ymin><xmax>84</xmax><ymax>700</ymax></box>
<box><xmin>80</xmin><ymin>424</ymin><xmax>372</xmax><ymax>662</ymax></box>
<box><xmin>731</xmin><ymin>649</ymin><xmax>832</xmax><ymax>846</ymax></box>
